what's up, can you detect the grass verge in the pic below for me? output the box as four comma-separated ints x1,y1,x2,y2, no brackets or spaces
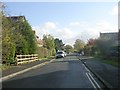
0,64,11,70
92,56,119,68
39,56,55,60
102,58,120,68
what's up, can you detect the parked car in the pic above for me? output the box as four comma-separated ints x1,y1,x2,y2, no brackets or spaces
56,51,66,58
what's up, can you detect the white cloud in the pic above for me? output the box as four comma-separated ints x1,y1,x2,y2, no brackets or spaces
32,22,76,40
32,22,57,39
33,21,117,46
43,22,57,30
56,28,76,39
69,22,81,26
96,21,118,32
112,5,118,15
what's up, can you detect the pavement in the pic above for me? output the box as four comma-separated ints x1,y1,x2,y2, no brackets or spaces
80,57,120,89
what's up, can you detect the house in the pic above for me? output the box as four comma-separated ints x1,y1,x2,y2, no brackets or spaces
36,36,43,47
33,31,43,47
6,16,26,22
100,32,118,46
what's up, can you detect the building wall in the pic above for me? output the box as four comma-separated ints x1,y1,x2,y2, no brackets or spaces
100,32,118,46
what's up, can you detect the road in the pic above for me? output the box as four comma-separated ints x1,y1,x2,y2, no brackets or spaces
2,55,104,89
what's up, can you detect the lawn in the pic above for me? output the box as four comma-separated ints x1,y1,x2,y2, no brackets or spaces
102,57,120,67
0,64,12,70
93,56,119,68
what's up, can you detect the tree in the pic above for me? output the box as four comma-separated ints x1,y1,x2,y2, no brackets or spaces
13,33,29,55
2,15,16,64
10,19,37,54
64,45,73,54
54,38,64,52
94,38,117,58
2,15,37,64
43,34,56,56
84,39,96,56
2,3,37,64
19,20,37,54
73,39,85,53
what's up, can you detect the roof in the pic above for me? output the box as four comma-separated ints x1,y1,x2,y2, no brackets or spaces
6,16,26,22
100,32,118,40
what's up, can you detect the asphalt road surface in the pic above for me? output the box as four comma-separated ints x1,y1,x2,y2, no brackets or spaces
2,55,103,89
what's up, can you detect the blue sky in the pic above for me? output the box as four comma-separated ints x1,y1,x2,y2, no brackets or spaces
4,2,118,45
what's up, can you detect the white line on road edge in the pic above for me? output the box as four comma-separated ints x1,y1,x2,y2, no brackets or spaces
86,73,97,90
88,73,102,89
82,64,90,72
1,59,55,82
84,63,102,90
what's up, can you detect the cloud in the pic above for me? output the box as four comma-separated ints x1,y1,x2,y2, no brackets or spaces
112,5,118,15
68,21,117,43
56,28,76,39
33,21,117,46
32,22,76,40
42,22,57,30
96,21,117,32
69,22,81,26
32,22,57,38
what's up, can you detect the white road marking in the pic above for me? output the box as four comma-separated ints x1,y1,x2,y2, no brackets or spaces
88,73,101,89
83,63,102,90
86,73,97,90
82,64,90,72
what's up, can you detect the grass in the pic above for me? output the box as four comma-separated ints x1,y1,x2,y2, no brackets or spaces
92,56,119,68
0,64,12,70
102,58,120,68
39,56,55,61
39,58,48,60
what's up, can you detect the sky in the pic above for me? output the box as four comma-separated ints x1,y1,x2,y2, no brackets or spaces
4,2,118,46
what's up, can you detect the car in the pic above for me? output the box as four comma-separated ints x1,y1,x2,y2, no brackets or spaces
56,51,65,58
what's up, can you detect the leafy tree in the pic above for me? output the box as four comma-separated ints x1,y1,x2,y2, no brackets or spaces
19,20,37,54
2,15,37,64
64,45,73,54
54,38,64,52
84,39,97,56
94,38,115,57
2,15,16,64
2,3,37,64
73,39,85,53
13,33,29,55
37,47,48,58
43,34,56,56
10,19,37,54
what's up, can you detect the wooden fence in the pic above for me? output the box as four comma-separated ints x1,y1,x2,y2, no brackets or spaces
16,54,38,65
